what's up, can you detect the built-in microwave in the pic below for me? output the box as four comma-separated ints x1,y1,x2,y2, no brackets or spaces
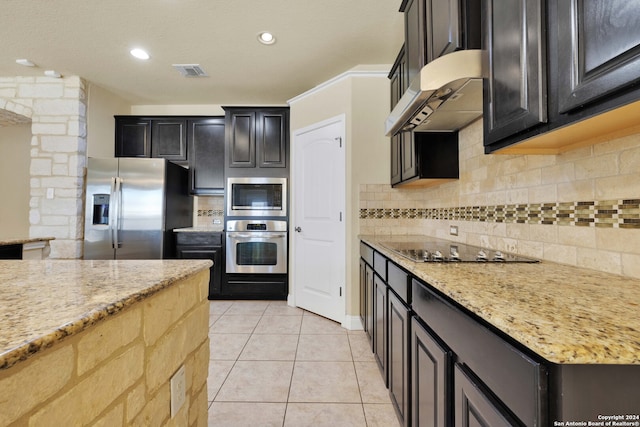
226,177,287,217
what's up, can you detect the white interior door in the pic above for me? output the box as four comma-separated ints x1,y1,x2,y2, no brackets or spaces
291,116,346,323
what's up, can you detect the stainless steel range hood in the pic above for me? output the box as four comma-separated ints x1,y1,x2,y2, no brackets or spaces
385,50,484,136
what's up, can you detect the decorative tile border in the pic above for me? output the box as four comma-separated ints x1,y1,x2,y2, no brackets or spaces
359,199,640,228
197,209,224,217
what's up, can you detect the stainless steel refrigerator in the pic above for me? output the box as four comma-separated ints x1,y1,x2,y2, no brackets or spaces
83,157,193,259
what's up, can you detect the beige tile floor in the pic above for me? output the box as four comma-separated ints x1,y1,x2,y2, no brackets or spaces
207,300,401,427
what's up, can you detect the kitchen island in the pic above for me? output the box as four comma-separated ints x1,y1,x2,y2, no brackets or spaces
0,259,212,426
360,235,640,426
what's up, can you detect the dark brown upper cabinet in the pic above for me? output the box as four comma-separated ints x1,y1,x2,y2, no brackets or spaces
400,0,480,88
224,107,288,174
484,0,640,154
115,117,187,162
115,117,151,158
389,45,459,188
188,117,225,195
482,0,547,146
151,119,188,162
556,0,640,114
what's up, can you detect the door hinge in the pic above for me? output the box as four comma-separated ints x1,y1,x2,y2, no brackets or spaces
339,286,342,297
335,137,342,147
339,211,342,222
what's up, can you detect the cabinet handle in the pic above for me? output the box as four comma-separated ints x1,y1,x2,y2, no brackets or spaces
295,227,302,232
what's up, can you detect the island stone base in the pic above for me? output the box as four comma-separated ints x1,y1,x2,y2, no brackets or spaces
0,269,210,426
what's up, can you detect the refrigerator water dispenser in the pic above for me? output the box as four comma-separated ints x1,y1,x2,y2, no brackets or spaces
92,194,110,225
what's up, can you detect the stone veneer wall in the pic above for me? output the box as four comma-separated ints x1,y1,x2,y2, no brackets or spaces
0,76,87,259
360,119,640,279
0,270,210,426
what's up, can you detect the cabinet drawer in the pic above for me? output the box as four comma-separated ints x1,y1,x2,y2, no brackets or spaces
387,261,409,304
373,252,387,281
176,232,223,246
360,242,374,266
412,279,546,427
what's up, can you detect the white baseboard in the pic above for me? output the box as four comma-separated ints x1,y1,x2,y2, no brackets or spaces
342,315,364,331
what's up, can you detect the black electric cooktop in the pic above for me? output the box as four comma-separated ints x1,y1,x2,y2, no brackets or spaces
379,239,539,263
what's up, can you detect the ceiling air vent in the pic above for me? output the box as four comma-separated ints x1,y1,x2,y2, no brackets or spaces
172,64,208,77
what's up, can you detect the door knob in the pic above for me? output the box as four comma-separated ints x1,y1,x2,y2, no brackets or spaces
295,227,302,232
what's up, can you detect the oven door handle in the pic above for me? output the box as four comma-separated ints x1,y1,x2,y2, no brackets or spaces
229,233,287,239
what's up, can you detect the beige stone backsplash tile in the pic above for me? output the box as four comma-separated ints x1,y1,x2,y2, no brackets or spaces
543,243,578,265
557,179,595,202
594,132,640,155
596,228,640,254
621,253,640,279
574,153,619,180
595,174,640,200
577,247,623,276
528,184,558,204
517,240,544,259
558,225,596,248
528,224,558,243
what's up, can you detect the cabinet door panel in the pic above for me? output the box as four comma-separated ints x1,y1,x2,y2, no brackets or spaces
360,259,367,330
404,0,427,87
557,0,640,113
366,264,374,345
388,291,410,426
189,118,225,194
391,134,402,185
427,0,461,61
257,112,286,168
373,274,388,385
151,119,187,161
401,132,417,181
454,364,518,427
412,317,451,427
228,112,256,168
115,119,150,157
177,246,222,295
483,0,547,145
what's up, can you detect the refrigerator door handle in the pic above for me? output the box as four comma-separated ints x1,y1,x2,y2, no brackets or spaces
112,177,123,249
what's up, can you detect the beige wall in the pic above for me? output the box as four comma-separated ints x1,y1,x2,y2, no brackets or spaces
289,67,391,319
87,83,131,158
130,105,225,116
0,123,31,238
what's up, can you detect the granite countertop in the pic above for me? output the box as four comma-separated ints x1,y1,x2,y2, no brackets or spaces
0,237,55,246
0,259,212,370
174,226,224,232
361,235,640,365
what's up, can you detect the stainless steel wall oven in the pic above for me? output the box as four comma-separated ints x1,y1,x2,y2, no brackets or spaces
225,220,287,274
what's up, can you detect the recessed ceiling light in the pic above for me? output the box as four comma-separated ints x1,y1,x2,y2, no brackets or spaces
130,48,150,60
16,59,35,67
257,32,276,45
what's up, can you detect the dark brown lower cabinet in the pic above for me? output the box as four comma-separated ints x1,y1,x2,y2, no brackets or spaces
373,273,388,385
359,259,367,332
412,317,452,427
176,232,223,298
454,364,520,427
388,290,410,427
359,259,374,343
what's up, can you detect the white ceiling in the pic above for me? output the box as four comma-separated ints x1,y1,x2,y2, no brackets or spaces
0,0,404,106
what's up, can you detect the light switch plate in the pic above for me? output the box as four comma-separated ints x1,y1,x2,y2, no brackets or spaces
170,364,186,418
450,225,458,236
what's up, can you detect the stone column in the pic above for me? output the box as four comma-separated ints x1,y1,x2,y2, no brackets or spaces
1,76,87,259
